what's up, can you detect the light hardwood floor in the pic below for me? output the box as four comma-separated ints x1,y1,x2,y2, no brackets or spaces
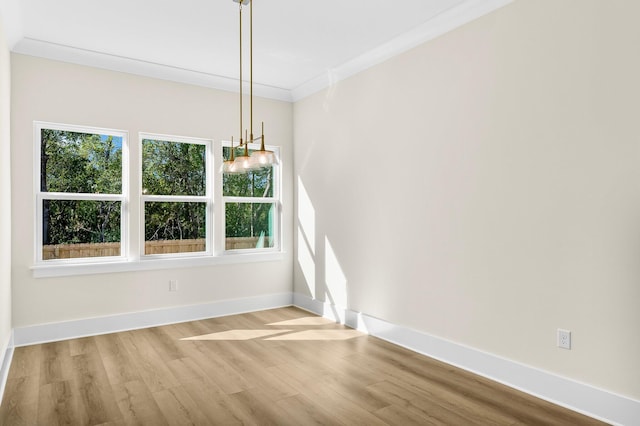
0,307,605,425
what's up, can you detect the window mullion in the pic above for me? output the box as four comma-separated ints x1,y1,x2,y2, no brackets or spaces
40,192,124,201
223,196,275,204
141,195,208,203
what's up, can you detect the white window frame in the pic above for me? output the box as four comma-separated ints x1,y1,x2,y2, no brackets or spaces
34,121,129,265
220,140,282,255
31,128,285,278
139,133,213,259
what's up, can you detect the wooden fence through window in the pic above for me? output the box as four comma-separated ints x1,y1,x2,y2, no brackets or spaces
42,237,270,260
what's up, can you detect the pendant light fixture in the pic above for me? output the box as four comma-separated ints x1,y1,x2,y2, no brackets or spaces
223,0,277,174
220,136,239,173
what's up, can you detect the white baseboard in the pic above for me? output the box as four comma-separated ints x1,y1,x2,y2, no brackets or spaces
0,330,15,404
13,292,293,347
7,292,639,425
293,293,640,426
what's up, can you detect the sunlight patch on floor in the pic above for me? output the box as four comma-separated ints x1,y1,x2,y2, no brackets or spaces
264,329,363,341
266,317,336,326
180,329,292,341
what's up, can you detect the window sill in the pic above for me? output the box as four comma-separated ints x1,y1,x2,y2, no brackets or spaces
31,251,286,278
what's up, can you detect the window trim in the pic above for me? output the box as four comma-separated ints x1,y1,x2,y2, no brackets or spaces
31,251,286,278
139,132,213,259
31,124,285,277
34,121,130,265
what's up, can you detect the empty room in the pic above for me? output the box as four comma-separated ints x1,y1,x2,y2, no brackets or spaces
0,0,639,424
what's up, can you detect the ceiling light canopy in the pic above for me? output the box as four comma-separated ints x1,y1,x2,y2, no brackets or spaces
221,0,278,174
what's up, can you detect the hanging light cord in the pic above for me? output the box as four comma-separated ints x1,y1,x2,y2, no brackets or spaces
250,0,254,143
250,1,266,152
230,0,272,168
239,1,244,147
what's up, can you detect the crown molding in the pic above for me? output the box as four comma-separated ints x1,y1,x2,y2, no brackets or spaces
290,0,514,102
7,0,512,104
12,37,293,102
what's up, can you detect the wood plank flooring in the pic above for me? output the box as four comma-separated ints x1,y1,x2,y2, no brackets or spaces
0,307,605,425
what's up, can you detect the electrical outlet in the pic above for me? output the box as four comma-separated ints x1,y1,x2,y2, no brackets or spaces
557,329,571,350
169,280,178,292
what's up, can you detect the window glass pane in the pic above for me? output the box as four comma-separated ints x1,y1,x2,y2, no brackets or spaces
145,202,206,254
42,200,121,260
225,203,275,250
222,147,274,197
142,139,206,196
41,129,122,193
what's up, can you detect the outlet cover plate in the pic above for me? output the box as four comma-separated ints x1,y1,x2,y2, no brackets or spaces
557,329,571,350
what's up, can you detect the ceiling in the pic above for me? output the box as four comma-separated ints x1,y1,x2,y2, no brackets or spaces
0,0,512,101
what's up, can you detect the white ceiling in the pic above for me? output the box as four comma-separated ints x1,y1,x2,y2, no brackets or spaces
0,0,512,101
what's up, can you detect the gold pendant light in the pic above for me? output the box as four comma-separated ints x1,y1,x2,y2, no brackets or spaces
251,121,278,166
220,136,239,173
223,0,277,174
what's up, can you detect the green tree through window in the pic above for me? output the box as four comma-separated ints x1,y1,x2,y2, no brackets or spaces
222,146,278,250
40,129,123,248
36,124,280,263
141,136,208,255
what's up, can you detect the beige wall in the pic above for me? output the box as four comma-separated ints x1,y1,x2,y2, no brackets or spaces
0,12,12,354
11,54,293,327
293,0,640,399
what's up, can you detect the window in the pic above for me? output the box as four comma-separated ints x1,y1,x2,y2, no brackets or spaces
33,123,283,275
222,142,281,252
141,134,211,256
35,122,128,262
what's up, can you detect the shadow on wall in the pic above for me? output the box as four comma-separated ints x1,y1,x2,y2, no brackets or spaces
296,176,350,324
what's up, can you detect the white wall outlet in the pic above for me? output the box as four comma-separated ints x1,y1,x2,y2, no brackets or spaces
169,280,178,292
557,329,571,349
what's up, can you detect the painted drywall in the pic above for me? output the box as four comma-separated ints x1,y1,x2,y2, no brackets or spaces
0,11,12,358
293,0,640,400
11,54,293,327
